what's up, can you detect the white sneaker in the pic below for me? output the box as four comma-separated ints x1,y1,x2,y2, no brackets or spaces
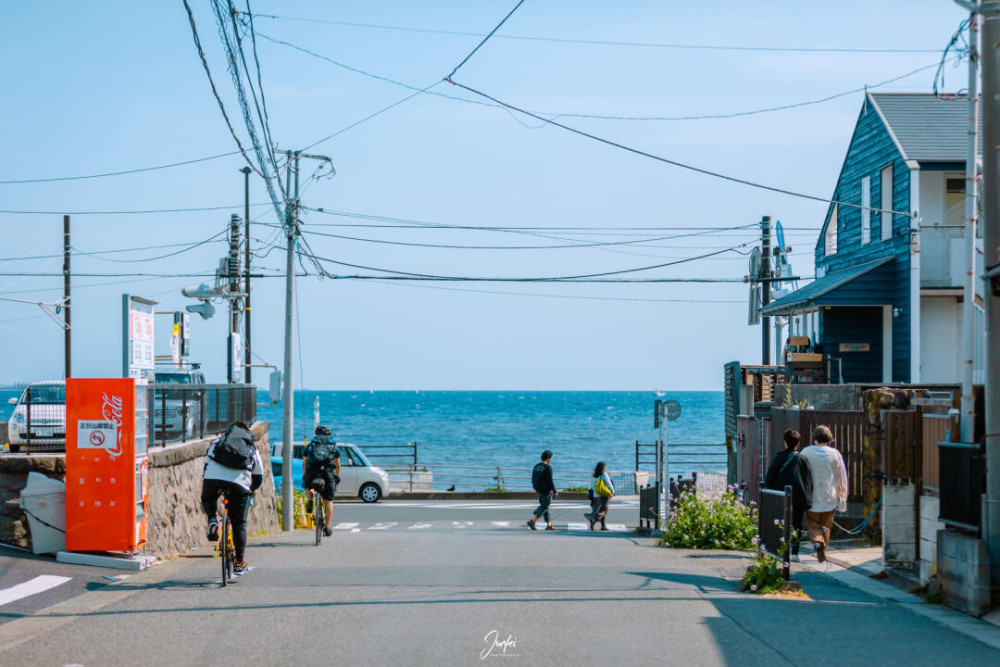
790,554,801,562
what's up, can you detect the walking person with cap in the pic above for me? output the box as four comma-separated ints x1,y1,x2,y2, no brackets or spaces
527,450,557,530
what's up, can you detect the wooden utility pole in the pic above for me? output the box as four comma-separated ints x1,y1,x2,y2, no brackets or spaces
979,0,1000,598
63,215,71,379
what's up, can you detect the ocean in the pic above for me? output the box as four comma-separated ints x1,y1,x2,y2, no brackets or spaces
257,390,725,479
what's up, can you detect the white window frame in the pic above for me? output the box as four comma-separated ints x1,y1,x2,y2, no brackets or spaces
824,204,838,256
880,165,893,241
861,176,871,245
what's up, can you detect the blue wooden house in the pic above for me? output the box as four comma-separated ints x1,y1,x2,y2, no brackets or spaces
762,92,984,384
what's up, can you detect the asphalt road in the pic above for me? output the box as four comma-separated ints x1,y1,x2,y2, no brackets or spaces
0,499,999,666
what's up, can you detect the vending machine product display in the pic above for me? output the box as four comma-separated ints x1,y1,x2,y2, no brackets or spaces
65,378,149,552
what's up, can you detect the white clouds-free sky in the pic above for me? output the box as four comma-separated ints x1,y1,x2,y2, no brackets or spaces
0,1,969,390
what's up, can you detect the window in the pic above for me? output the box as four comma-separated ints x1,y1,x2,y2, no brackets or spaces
880,165,893,241
861,176,871,245
946,176,965,227
824,204,838,255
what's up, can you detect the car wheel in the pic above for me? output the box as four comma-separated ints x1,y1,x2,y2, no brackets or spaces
359,483,381,503
8,444,20,454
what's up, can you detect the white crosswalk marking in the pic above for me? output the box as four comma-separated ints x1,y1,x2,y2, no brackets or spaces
0,575,71,607
369,522,397,530
332,523,359,530
491,521,511,527
408,523,433,530
451,521,473,529
566,522,588,531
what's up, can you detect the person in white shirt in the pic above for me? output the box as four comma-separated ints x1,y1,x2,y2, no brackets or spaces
798,425,848,563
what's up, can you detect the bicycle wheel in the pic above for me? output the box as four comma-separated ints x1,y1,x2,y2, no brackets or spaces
220,506,230,586
314,499,323,546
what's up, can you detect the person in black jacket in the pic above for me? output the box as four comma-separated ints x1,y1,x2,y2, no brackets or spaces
527,450,558,531
764,429,812,560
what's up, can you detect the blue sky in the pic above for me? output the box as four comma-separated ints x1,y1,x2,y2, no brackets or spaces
0,1,969,390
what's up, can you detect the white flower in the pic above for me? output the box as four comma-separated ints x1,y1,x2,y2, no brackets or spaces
773,519,781,526
750,584,757,591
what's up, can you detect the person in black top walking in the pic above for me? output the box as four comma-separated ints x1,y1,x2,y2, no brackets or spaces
764,429,812,560
527,450,557,531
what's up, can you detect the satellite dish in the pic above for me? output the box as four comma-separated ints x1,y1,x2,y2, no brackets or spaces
748,247,762,278
776,220,786,252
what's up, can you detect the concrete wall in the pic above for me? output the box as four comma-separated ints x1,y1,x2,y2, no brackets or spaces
937,530,992,617
882,483,916,568
0,422,278,558
919,495,945,584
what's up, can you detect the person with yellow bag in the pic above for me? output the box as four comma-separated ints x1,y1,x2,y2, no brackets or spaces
585,461,615,531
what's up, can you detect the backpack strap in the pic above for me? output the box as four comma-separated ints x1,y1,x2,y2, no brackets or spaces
777,451,798,476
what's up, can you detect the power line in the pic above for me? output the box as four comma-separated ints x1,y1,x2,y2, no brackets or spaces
444,78,916,217
0,203,268,216
0,151,240,186
244,12,940,54
0,236,227,263
365,280,744,304
447,0,526,79
299,243,753,282
261,31,947,123
182,0,262,176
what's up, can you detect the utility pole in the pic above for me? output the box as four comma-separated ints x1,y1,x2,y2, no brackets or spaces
979,0,1000,600
227,214,242,384
274,148,332,531
760,216,772,365
242,166,252,385
962,8,980,443
63,215,71,379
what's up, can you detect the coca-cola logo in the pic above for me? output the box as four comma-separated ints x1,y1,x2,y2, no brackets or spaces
101,393,124,459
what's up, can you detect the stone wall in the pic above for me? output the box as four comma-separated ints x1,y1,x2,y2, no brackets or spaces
0,454,66,548
937,531,992,617
0,422,278,558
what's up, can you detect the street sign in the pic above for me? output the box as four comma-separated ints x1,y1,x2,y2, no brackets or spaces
664,400,681,422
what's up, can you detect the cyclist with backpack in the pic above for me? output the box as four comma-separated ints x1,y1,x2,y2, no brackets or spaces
202,421,263,576
303,425,340,537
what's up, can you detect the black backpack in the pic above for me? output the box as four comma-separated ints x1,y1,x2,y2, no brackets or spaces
210,424,256,470
306,437,336,468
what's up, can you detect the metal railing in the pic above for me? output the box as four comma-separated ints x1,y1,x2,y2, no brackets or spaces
383,463,640,494
759,485,792,581
939,441,985,532
149,383,256,447
363,442,418,467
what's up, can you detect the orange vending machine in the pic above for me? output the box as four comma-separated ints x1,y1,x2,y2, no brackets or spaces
65,378,149,552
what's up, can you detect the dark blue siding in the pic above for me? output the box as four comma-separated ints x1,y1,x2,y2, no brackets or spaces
814,96,912,381
821,307,884,383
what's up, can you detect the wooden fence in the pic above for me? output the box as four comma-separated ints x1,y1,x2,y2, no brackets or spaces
768,408,867,505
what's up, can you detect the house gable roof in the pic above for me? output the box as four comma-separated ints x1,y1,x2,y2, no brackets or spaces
868,92,974,163
760,256,894,316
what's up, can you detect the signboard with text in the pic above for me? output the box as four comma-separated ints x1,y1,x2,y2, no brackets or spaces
122,295,156,380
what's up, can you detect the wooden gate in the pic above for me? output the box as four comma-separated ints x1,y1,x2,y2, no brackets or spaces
736,416,761,504
883,410,920,483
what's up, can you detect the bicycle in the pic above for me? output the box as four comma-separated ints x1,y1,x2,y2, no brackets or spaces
216,493,235,586
309,478,326,546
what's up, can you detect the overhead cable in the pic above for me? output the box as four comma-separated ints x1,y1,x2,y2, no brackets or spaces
244,13,939,54
447,0,526,79
444,78,916,217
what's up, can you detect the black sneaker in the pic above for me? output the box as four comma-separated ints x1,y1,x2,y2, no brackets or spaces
206,518,219,542
305,498,313,514
323,527,333,537
814,541,826,563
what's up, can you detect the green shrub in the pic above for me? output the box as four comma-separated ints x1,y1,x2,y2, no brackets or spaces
742,548,787,594
483,487,508,494
659,487,757,550
562,486,589,493
276,488,309,529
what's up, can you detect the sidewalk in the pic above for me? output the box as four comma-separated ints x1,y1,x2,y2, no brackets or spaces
792,542,1000,652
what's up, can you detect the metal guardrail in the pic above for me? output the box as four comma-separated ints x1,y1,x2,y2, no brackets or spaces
149,383,256,447
383,463,641,494
939,441,985,533
759,485,792,581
